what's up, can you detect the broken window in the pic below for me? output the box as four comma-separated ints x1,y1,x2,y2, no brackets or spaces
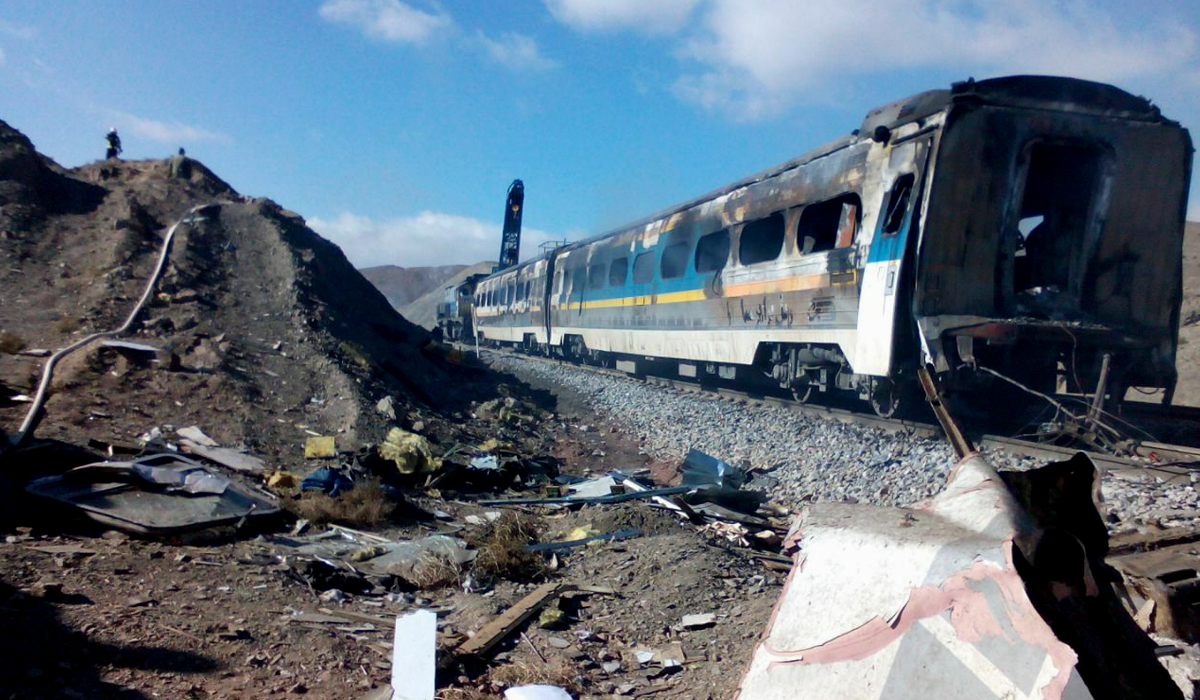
882,174,914,235
660,241,690,279
739,212,785,265
797,194,861,254
1011,142,1106,303
588,264,607,289
553,269,563,297
632,250,655,284
571,268,586,299
695,229,730,273
609,257,628,287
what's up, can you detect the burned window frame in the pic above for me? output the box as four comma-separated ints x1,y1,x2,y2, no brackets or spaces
796,193,862,255
660,240,691,279
738,212,786,265
695,229,730,273
881,174,915,237
588,263,607,289
609,257,629,287
632,250,656,285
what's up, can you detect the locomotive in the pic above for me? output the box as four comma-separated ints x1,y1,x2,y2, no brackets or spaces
471,76,1193,417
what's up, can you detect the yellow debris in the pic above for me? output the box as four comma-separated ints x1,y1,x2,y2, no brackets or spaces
379,427,439,474
266,470,299,491
304,436,337,459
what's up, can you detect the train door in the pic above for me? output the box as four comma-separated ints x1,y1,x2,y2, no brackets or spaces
853,136,933,381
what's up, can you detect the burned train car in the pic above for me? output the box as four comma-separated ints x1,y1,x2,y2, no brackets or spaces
474,76,1192,416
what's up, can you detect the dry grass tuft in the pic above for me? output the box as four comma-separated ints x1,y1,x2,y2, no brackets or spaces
470,512,547,583
408,550,463,589
291,478,394,528
489,656,580,694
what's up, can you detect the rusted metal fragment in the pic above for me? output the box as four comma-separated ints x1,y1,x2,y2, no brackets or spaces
736,454,1179,700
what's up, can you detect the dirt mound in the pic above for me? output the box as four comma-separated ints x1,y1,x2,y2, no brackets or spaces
401,260,497,329
360,263,468,310
0,119,480,465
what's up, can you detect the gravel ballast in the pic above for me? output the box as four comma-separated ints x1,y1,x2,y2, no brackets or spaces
489,352,1200,533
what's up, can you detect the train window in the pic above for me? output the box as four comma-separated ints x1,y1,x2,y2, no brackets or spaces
695,229,730,273
797,194,861,254
553,269,564,296
632,251,655,284
506,283,515,305
660,241,690,279
572,267,586,297
517,280,527,302
739,212,785,265
588,264,607,289
882,174,914,235
609,257,628,286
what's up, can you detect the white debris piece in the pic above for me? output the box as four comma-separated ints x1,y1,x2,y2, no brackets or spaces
392,609,437,700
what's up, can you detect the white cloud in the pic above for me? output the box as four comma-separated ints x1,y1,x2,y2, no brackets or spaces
673,0,1198,118
113,112,231,145
0,19,36,40
309,210,568,268
544,0,702,33
319,0,452,43
477,31,558,71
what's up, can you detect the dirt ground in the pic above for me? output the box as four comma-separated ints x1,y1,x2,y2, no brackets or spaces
0,381,782,700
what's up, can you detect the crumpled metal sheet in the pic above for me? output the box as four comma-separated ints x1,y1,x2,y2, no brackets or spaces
737,455,1095,700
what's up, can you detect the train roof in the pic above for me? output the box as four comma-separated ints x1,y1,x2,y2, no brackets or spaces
486,75,1175,278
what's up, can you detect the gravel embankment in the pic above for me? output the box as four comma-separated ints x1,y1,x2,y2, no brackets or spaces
490,353,1200,531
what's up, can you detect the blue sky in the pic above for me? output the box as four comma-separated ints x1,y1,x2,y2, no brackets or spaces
1,0,1198,268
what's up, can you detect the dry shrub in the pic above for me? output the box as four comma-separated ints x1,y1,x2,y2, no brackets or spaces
54,317,81,334
292,478,394,527
437,688,491,700
471,512,547,583
408,550,463,589
0,331,25,355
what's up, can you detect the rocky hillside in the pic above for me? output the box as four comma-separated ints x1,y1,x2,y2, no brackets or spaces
401,260,496,329
359,263,467,311
0,118,485,463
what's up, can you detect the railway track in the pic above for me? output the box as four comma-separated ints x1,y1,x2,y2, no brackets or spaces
464,343,1200,474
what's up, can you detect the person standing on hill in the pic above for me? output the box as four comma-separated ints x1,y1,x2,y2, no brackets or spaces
105,128,122,159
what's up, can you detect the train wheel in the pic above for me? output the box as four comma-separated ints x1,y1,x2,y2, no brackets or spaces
869,377,902,418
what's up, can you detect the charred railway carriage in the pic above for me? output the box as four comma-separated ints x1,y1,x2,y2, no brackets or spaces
474,76,1193,416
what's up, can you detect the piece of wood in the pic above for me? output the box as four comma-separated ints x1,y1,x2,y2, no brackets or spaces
317,606,392,625
456,582,574,657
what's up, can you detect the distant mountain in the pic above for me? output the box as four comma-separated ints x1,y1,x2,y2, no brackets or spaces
359,264,468,311
402,261,497,330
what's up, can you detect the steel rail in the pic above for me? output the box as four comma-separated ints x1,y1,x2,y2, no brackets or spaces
467,343,1200,472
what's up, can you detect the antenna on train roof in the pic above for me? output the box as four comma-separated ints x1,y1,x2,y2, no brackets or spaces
495,179,524,272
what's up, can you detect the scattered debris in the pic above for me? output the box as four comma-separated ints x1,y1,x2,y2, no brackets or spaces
503,685,573,700
526,528,642,552
25,454,279,535
176,425,218,447
680,613,714,630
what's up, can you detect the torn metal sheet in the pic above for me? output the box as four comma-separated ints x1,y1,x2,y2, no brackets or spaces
25,454,279,535
681,449,746,489
736,453,1180,700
